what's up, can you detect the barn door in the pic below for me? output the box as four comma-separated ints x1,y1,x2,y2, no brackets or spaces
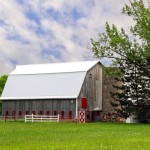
92,111,100,122
79,110,85,123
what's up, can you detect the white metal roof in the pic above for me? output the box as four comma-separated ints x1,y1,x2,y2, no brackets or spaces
10,61,98,75
1,61,100,100
1,72,86,100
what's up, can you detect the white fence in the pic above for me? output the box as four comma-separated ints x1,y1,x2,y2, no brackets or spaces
25,114,60,123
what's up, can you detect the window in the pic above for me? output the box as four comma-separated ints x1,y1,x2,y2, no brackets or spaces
54,110,57,116
69,111,72,119
86,111,90,120
12,111,15,119
97,111,100,116
46,111,50,117
81,98,87,108
32,111,35,115
18,111,22,118
25,111,28,115
5,111,8,118
39,111,43,115
61,111,64,119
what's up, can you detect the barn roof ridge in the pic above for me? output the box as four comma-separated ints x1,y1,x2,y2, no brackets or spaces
10,60,99,75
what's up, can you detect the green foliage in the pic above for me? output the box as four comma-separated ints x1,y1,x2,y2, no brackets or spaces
0,122,150,150
0,75,8,96
91,0,150,119
0,75,8,115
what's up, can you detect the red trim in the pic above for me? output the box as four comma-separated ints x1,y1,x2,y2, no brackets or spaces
69,111,72,119
18,111,22,118
12,111,15,119
46,111,50,116
54,111,57,116
5,111,8,118
86,111,90,120
32,111,35,115
25,111,28,115
39,111,43,115
61,111,64,119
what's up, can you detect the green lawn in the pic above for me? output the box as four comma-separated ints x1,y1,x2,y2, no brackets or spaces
0,121,150,150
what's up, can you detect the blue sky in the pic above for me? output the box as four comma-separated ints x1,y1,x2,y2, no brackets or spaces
0,0,133,75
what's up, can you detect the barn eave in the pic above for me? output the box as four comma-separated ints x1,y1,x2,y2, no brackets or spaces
0,96,77,100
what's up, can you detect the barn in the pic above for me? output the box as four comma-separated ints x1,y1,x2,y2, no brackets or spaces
1,61,117,122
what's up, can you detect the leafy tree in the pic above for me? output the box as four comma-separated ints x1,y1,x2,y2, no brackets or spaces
0,75,8,96
91,0,150,120
0,75,8,115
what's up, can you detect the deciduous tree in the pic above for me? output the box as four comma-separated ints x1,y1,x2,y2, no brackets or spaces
91,0,150,120
0,75,8,115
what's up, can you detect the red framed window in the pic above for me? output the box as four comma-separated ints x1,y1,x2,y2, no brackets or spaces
69,111,72,119
61,111,64,119
54,110,57,116
82,98,87,108
46,111,50,116
86,111,90,120
39,111,43,115
32,111,35,115
12,111,15,119
5,111,8,118
25,111,28,115
18,111,22,118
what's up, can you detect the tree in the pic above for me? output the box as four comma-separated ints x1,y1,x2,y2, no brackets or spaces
0,75,8,115
0,75,8,96
91,0,150,120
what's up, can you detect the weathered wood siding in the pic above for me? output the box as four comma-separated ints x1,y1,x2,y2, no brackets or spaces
78,63,102,111
2,99,76,119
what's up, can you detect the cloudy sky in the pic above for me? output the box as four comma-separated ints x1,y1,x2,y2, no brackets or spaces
0,0,133,75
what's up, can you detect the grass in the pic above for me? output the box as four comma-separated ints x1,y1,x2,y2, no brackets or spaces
0,121,150,150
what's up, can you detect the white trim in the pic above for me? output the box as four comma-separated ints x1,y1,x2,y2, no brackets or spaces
0,96,77,100
75,98,78,120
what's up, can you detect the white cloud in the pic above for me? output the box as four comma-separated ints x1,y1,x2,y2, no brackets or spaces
0,0,136,75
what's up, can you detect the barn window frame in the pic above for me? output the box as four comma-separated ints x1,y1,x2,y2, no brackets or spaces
5,111,9,118
12,111,15,119
25,111,28,115
69,111,72,119
46,111,50,117
54,110,57,116
61,111,64,119
32,111,35,115
39,111,43,115
18,111,22,118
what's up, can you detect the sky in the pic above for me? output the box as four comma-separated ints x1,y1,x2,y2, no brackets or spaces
0,0,134,75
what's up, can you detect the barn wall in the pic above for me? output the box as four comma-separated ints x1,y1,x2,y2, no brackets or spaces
77,65,124,122
78,63,102,121
2,99,76,119
78,63,102,110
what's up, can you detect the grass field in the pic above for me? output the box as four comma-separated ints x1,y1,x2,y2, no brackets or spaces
0,121,150,150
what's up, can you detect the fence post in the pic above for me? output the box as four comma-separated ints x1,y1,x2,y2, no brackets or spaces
41,115,42,122
32,113,33,123
58,114,59,122
25,115,26,123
